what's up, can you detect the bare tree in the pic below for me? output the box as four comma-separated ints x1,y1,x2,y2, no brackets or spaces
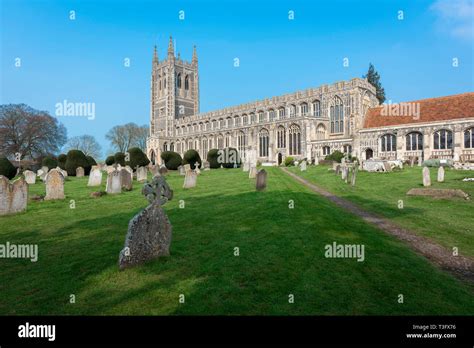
134,125,149,152
0,104,67,160
106,123,149,153
64,135,102,159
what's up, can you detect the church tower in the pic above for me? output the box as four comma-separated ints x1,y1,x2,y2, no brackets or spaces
150,37,200,142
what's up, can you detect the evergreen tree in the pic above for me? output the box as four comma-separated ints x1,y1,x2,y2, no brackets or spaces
363,63,386,104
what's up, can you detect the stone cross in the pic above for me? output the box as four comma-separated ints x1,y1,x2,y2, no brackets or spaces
142,175,173,205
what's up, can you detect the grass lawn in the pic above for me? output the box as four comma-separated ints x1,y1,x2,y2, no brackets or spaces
286,165,474,259
0,168,473,315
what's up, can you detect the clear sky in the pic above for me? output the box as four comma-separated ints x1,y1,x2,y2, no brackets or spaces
1,0,473,158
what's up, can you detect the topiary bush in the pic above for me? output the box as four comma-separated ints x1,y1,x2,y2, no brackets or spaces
207,149,220,169
65,150,90,176
57,154,67,170
114,152,126,166
86,156,97,166
105,155,115,165
126,147,150,170
284,156,295,167
0,157,17,179
219,147,240,168
42,156,58,170
161,151,182,170
325,150,344,163
183,149,202,169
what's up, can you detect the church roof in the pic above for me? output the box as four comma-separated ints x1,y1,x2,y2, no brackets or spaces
363,92,474,129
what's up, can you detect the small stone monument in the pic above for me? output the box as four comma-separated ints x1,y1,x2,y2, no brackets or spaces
351,166,357,186
120,168,133,191
0,176,28,216
300,161,307,172
249,166,257,179
106,169,122,194
183,170,197,189
149,165,159,177
183,164,191,172
88,167,103,187
76,167,85,177
203,161,211,171
256,169,267,191
178,165,186,176
158,165,168,175
243,162,250,172
437,166,445,183
118,175,173,270
136,166,148,182
423,167,431,187
44,169,65,200
24,170,36,184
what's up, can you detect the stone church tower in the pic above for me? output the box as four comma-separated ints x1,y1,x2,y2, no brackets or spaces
148,37,199,162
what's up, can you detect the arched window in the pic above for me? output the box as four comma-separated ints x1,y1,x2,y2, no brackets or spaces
234,116,240,126
323,146,330,156
163,142,168,151
269,109,275,122
188,140,193,150
217,135,224,149
219,119,225,129
330,96,344,133
242,114,248,125
250,113,255,123
380,134,396,152
176,73,182,89
237,131,246,157
185,75,189,90
226,117,233,128
289,124,301,155
406,132,423,151
300,103,308,116
150,150,156,165
158,75,162,91
464,128,474,148
312,100,321,117
202,137,208,157
278,107,286,119
170,143,174,152
277,126,286,149
163,74,167,88
433,129,453,150
212,120,217,130
289,104,296,117
225,133,230,147
343,145,352,154
316,124,326,140
259,129,269,157
258,111,264,123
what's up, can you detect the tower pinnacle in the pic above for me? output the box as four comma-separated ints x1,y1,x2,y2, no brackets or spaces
168,36,174,57
192,45,198,64
153,45,158,64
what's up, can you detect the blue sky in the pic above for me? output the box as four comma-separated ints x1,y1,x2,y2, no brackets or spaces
1,0,473,158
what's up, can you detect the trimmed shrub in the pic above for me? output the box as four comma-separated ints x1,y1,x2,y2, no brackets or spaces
65,150,90,176
105,155,115,165
0,157,17,179
220,147,240,168
126,147,150,169
86,156,97,166
161,151,182,170
57,154,67,170
183,149,201,169
207,149,220,169
284,156,295,167
42,156,58,170
325,150,344,163
114,152,126,166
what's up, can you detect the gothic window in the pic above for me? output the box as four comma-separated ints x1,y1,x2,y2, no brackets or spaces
277,125,286,149
289,124,301,155
158,75,162,90
163,142,168,151
259,128,269,157
278,107,285,119
269,109,275,122
235,116,240,126
343,145,352,154
226,117,233,128
258,111,264,123
289,104,296,117
316,124,326,140
163,74,167,88
219,119,224,128
242,114,248,125
225,133,230,147
250,113,255,123
380,133,396,152
300,103,308,116
312,100,321,117
185,75,189,90
212,120,217,130
323,146,330,156
170,143,174,152
434,129,453,150
176,73,182,89
406,132,423,151
330,96,344,133
217,135,224,149
238,131,247,157
202,137,208,156
464,128,474,148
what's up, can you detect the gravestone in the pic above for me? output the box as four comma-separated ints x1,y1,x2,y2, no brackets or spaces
383,162,392,172
194,161,200,169
183,170,197,189
76,167,85,177
314,156,319,165
300,161,307,172
24,170,36,185
410,157,415,167
341,166,347,180
345,167,350,184
119,175,173,270
178,165,186,176
183,164,191,173
120,168,133,191
195,166,201,175
256,169,267,191
423,167,431,187
88,168,103,187
37,169,48,182
41,166,49,174
335,165,341,175
249,166,257,179
437,166,445,183
106,170,122,194
55,167,68,178
203,161,210,171
149,165,159,177
136,166,148,182
0,176,28,216
158,165,168,175
418,157,422,166
243,162,250,172
351,167,357,186
44,169,65,200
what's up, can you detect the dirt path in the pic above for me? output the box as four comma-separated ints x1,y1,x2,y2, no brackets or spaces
281,167,474,284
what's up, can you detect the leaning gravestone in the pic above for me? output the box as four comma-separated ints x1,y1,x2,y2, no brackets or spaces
351,167,357,186
0,176,28,216
249,166,257,179
423,167,431,187
24,170,36,185
300,161,307,172
106,170,122,194
118,175,173,270
256,169,267,191
437,166,445,183
136,166,148,182
183,170,197,189
76,167,85,177
44,169,65,200
178,165,186,176
56,167,68,178
120,168,133,191
88,167,103,187
37,169,48,182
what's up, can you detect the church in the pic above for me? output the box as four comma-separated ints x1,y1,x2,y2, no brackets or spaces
147,38,474,166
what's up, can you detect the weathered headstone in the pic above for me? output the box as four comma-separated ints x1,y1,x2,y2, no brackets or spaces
183,170,197,189
249,166,257,179
106,170,122,194
75,167,84,177
335,165,341,175
24,170,36,185
88,168,103,187
158,165,168,175
351,167,357,186
383,162,392,172
120,168,133,191
149,165,159,177
256,169,267,191
183,164,191,173
44,169,65,200
341,166,347,180
56,167,67,178
437,166,445,183
423,167,431,187
136,166,148,182
178,165,186,176
41,166,49,174
243,162,250,172
0,176,28,216
300,161,307,172
203,161,210,171
195,166,201,175
194,161,200,169
37,169,48,182
118,175,173,270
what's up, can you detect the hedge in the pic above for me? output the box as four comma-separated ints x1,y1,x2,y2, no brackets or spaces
325,150,344,163
126,147,150,170
57,154,67,170
219,147,240,168
0,157,17,180
65,150,90,176
207,149,220,169
161,151,182,170
114,152,126,166
42,156,58,170
183,149,202,169
105,155,115,165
